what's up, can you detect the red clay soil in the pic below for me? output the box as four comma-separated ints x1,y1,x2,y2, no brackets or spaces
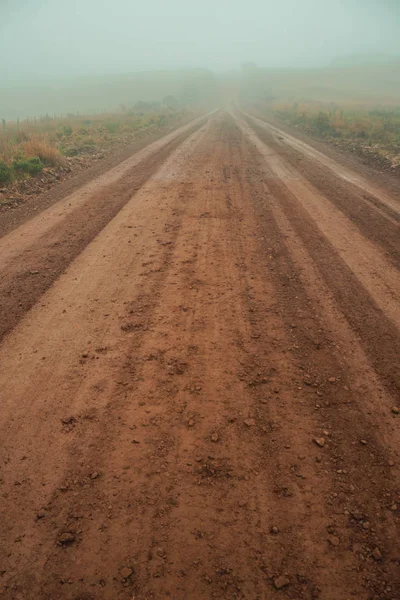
0,110,399,600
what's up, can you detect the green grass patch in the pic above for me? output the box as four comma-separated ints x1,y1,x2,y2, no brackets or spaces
13,156,43,175
0,161,12,185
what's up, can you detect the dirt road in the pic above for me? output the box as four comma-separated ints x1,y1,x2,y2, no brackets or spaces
0,111,399,600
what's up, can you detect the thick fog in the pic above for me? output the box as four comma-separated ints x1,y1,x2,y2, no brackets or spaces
1,0,399,81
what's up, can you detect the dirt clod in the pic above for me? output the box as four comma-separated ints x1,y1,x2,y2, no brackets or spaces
274,576,290,590
58,532,76,546
61,416,76,425
120,567,133,579
328,535,340,547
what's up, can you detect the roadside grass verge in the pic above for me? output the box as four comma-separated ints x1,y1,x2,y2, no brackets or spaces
0,108,188,186
255,100,400,171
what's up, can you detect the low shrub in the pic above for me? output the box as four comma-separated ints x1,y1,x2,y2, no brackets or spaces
0,161,12,184
13,156,43,175
313,112,332,135
104,122,120,134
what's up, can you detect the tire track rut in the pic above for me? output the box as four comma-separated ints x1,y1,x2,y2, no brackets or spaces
0,115,207,342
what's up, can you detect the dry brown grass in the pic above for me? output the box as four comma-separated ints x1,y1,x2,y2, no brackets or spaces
0,136,11,164
267,100,400,147
22,136,64,166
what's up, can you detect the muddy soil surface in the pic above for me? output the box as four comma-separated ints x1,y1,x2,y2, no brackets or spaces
0,110,399,600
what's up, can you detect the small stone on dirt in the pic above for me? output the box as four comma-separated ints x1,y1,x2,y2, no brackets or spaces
211,433,219,443
360,439,368,445
244,418,256,427
270,526,279,535
313,437,325,448
391,406,399,414
59,532,76,545
61,416,76,425
120,567,133,579
372,547,382,561
188,419,195,427
274,576,290,590
90,472,99,480
328,377,336,383
351,511,364,521
328,535,340,547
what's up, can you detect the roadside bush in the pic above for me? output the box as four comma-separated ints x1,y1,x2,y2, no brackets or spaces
104,122,120,134
313,112,332,135
0,161,12,184
13,156,43,175
63,125,73,136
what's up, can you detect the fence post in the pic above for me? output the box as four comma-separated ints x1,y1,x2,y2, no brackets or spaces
2,119,5,132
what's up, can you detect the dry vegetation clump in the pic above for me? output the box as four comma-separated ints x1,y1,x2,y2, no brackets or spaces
23,137,65,166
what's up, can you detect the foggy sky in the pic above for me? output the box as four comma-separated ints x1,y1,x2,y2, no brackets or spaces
1,0,399,81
